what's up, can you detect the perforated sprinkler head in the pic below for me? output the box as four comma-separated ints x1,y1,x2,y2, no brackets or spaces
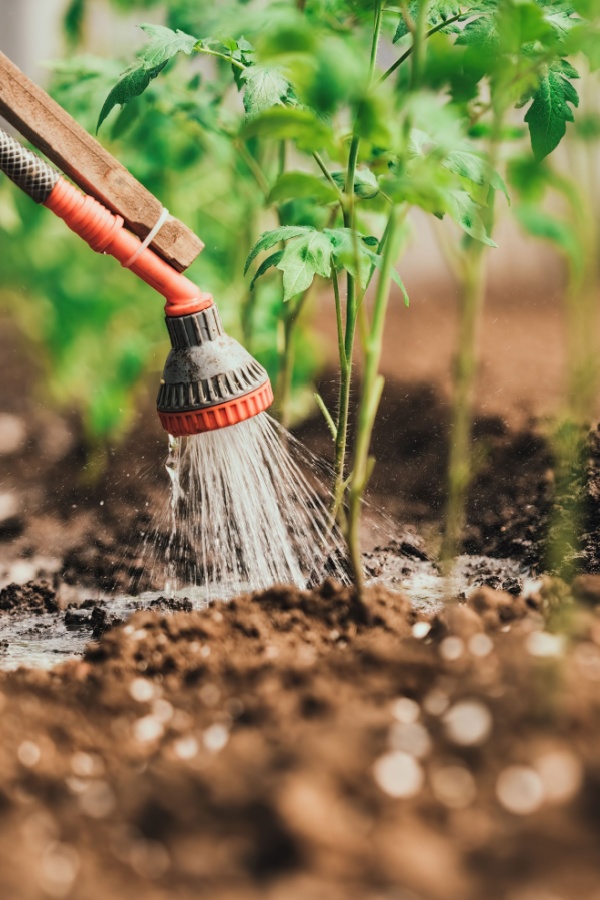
0,124,273,439
156,305,273,437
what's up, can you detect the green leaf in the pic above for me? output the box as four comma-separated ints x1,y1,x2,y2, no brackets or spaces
394,1,463,43
447,189,497,246
325,228,372,288
250,249,284,290
443,148,509,199
268,172,339,205
244,226,314,274
243,106,333,153
241,65,291,118
138,23,197,67
363,247,410,306
515,203,583,271
278,231,333,300
524,59,579,160
331,168,379,199
97,23,197,131
97,59,167,131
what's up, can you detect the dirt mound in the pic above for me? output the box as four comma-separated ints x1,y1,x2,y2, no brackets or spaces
0,580,599,900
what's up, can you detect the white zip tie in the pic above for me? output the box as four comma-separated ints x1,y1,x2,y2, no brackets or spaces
123,206,170,268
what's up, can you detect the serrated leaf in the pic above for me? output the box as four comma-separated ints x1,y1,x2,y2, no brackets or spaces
244,226,314,274
394,1,463,43
447,189,497,246
97,59,167,131
138,23,197,68
97,23,197,131
443,148,509,199
524,59,579,160
325,228,372,288
241,65,291,118
363,248,410,306
250,249,284,290
278,232,333,300
330,169,379,199
268,172,338,205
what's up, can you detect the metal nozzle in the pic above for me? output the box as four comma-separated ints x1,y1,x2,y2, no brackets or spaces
157,305,273,436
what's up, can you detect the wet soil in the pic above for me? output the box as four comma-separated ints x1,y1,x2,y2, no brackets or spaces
2,578,600,900
2,319,600,898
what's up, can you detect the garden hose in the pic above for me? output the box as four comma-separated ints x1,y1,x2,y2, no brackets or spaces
0,126,273,436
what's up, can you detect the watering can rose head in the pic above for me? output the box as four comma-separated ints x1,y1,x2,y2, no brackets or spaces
157,303,273,437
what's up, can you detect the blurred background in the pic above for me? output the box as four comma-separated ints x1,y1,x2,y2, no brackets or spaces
0,0,598,455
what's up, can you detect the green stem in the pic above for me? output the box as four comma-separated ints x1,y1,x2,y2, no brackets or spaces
410,0,431,90
377,14,464,85
277,286,314,429
346,206,403,597
312,151,344,202
235,141,270,196
194,45,246,71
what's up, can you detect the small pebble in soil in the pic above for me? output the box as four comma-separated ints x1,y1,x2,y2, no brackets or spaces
430,764,477,809
391,697,420,724
443,700,492,746
469,633,494,657
38,841,79,897
412,621,431,639
423,689,450,717
440,636,465,661
373,750,424,798
534,750,583,804
133,716,164,743
78,780,116,819
173,735,199,760
526,631,565,658
128,678,157,703
389,722,431,759
203,723,229,753
496,765,544,815
17,740,41,768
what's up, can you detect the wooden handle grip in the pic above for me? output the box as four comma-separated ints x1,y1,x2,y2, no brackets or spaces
0,51,203,272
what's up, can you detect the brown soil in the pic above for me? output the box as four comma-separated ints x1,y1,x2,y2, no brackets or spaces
2,579,600,900
2,306,600,899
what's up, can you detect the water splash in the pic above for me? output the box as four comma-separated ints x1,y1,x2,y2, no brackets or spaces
139,413,347,603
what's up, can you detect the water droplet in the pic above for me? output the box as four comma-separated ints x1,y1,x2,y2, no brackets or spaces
389,722,431,759
391,697,420,724
496,766,544,815
443,700,492,746
373,751,424,798
173,735,199,760
133,716,164,743
469,633,494,657
203,723,229,753
440,636,465,661
18,740,41,767
129,678,157,703
534,750,582,804
412,621,431,639
423,689,450,716
431,764,477,809
526,632,565,658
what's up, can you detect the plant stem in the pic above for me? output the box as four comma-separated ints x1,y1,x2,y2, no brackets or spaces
194,45,246,71
346,205,403,596
439,244,486,567
235,141,270,196
377,14,464,86
277,286,314,428
410,0,431,89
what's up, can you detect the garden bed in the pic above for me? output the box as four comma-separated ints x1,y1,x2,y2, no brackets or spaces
1,322,600,899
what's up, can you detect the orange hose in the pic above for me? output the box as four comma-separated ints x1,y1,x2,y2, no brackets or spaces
44,177,212,317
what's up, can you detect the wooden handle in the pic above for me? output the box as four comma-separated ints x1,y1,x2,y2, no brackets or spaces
0,51,203,272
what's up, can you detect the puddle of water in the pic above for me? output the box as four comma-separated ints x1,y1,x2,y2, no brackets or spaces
0,555,534,671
